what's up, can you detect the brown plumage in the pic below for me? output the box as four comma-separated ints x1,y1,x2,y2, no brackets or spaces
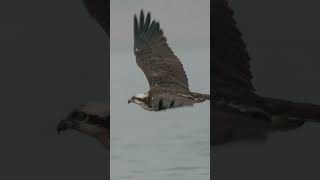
213,0,320,146
128,10,210,111
133,11,189,90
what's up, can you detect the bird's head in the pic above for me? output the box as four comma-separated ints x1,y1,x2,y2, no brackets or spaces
128,93,151,110
57,102,109,141
128,96,141,104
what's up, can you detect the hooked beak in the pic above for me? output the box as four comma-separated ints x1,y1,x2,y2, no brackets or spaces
57,120,74,135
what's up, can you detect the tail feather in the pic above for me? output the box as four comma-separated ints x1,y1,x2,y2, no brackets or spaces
262,97,320,132
200,93,210,100
269,116,305,132
263,97,320,120
191,93,210,101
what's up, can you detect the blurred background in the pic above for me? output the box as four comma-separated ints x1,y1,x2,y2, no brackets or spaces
0,1,108,179
214,0,320,179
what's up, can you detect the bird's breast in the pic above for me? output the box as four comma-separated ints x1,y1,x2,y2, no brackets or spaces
151,94,194,111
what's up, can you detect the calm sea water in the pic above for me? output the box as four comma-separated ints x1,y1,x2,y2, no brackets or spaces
110,48,210,180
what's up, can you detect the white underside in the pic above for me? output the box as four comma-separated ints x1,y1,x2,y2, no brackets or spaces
150,94,195,111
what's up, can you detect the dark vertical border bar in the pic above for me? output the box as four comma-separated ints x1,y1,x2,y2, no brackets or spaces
107,1,110,177
210,0,214,179
107,2,110,179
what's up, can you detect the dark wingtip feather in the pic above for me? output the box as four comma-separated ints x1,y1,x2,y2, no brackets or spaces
145,20,155,36
134,10,162,51
134,14,138,34
146,12,151,20
143,12,151,32
155,22,160,33
139,10,145,33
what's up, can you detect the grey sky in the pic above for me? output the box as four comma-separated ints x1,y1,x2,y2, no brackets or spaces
111,0,210,48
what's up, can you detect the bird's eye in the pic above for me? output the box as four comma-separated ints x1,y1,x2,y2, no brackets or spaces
72,111,86,120
71,111,78,118
77,112,86,120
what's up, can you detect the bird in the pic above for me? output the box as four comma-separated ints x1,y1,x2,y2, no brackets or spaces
57,0,109,149
57,102,110,149
213,0,320,146
128,10,210,111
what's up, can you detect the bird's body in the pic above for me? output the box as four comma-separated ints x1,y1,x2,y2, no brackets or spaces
131,87,209,111
213,0,320,146
128,10,210,111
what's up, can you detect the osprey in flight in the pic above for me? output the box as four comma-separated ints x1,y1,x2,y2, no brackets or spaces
57,0,109,149
213,0,320,145
128,10,210,111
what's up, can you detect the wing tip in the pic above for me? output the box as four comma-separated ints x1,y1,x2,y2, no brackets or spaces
134,9,162,49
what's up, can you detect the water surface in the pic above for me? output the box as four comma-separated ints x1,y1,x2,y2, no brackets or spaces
111,48,210,180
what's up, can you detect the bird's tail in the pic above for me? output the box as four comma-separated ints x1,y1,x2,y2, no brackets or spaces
200,94,210,100
191,92,210,102
262,97,320,131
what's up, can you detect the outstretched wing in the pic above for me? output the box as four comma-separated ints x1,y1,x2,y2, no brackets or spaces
133,10,189,90
83,0,109,35
213,0,254,93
